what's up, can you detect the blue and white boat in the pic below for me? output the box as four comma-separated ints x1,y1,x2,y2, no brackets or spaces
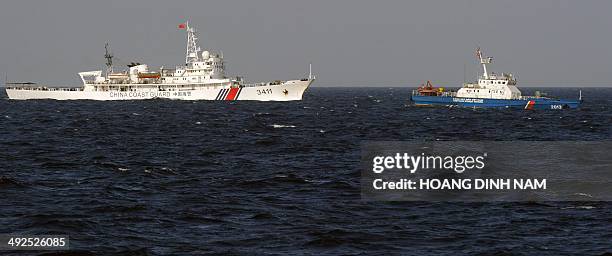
411,48,582,110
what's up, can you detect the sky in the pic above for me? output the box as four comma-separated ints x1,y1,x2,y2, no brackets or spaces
1,0,611,87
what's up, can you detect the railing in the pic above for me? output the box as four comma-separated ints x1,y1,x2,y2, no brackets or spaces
520,95,550,100
240,82,269,87
240,81,287,87
7,81,292,91
412,90,456,97
5,86,83,91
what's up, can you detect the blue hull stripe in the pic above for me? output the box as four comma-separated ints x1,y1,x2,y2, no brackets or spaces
222,89,230,100
217,89,229,100
235,88,243,100
215,89,225,100
411,96,581,109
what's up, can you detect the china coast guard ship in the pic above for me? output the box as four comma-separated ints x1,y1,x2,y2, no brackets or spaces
411,48,582,109
5,22,314,101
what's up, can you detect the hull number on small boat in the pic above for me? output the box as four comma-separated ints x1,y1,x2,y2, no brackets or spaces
550,105,563,110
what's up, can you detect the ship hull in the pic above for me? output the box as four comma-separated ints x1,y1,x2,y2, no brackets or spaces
6,80,312,101
411,95,581,109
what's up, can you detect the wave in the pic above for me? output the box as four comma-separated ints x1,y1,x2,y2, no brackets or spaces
0,176,26,188
270,124,297,128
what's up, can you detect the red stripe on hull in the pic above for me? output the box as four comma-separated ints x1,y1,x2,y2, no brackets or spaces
225,88,240,100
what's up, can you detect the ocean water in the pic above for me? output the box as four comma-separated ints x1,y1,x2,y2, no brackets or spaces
0,87,610,255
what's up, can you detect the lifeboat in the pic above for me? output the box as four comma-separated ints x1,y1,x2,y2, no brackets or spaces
137,72,161,79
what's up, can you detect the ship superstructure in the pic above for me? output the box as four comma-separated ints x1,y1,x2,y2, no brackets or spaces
455,48,522,100
6,22,314,101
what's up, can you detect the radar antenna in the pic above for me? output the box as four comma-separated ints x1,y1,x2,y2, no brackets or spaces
104,43,113,76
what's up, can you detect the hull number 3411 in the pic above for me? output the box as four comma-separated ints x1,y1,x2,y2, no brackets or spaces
257,89,273,95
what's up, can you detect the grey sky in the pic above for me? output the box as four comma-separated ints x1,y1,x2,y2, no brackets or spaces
1,0,611,87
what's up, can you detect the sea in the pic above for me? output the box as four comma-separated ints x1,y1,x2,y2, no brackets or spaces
0,87,610,255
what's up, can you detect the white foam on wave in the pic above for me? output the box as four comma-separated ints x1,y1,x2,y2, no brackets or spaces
562,205,596,210
574,192,593,198
271,124,297,128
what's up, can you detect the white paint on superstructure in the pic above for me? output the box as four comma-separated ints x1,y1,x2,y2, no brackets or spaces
456,48,521,100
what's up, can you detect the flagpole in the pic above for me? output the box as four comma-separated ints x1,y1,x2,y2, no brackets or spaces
185,21,189,65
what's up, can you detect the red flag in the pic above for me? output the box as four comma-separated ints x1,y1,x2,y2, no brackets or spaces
476,47,481,59
178,23,186,29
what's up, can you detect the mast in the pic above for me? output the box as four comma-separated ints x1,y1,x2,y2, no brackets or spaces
476,47,492,79
309,63,312,80
104,43,113,76
185,21,201,64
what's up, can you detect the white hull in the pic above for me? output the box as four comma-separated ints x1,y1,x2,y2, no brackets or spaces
6,80,312,101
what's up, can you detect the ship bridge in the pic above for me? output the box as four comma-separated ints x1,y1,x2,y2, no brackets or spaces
160,22,229,85
457,48,522,100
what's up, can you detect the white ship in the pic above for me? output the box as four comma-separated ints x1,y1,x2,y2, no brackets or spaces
5,22,314,101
